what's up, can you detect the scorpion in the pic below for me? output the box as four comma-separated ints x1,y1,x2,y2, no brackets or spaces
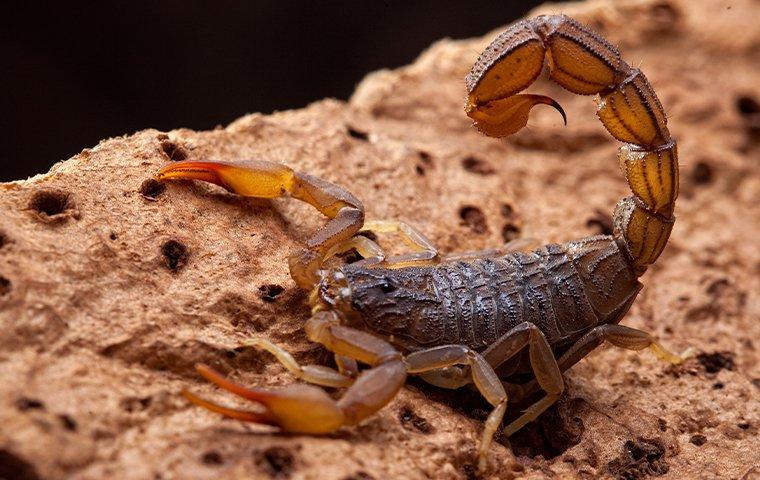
156,15,688,473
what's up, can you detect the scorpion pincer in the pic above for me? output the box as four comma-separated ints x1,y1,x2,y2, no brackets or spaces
156,15,689,474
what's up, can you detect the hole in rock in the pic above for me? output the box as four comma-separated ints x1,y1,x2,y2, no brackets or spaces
140,178,166,200
161,240,188,272
160,139,188,161
459,206,488,234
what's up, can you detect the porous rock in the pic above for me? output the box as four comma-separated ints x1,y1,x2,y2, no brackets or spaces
1,0,758,478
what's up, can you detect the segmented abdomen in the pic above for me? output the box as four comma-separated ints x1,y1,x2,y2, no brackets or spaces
431,235,640,351
344,235,641,352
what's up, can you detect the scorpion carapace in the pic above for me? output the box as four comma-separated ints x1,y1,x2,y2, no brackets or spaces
155,14,687,474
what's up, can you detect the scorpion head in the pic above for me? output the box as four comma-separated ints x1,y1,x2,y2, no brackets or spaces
313,269,354,313
323,264,441,344
313,266,415,317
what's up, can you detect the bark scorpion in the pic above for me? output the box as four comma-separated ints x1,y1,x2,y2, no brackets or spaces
157,15,689,473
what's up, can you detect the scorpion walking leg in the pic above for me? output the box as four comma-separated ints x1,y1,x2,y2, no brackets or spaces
242,338,360,388
321,219,439,269
325,235,386,264
354,220,530,267
478,322,565,437
419,322,568,438
513,324,692,402
406,345,508,473
555,324,690,370
156,160,364,289
443,238,539,262
244,338,353,388
360,219,440,267
334,354,359,377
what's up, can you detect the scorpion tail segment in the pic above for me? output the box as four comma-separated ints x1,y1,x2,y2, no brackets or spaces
466,94,566,138
614,197,674,274
598,69,677,274
535,15,625,95
191,364,347,434
533,15,678,273
465,19,552,137
465,19,546,107
614,143,679,274
619,142,679,216
596,70,671,147
464,17,575,138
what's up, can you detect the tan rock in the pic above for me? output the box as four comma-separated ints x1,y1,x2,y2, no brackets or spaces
1,0,758,478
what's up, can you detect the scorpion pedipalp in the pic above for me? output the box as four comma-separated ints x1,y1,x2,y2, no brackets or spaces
182,310,411,434
184,363,347,433
156,160,365,289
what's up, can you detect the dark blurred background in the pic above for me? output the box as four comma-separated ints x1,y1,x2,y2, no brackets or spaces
1,1,545,181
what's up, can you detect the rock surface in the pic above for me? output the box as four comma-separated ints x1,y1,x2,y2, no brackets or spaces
1,0,758,478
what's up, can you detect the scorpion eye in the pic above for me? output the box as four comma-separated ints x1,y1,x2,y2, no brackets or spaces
379,280,396,293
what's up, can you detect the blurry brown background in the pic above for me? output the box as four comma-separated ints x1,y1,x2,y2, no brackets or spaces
1,1,543,181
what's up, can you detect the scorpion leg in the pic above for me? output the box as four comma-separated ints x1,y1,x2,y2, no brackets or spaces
334,354,359,377
510,324,692,403
417,366,471,389
244,338,353,388
478,322,564,437
244,338,360,388
443,238,539,262
335,221,533,267
325,235,386,264
184,310,408,434
405,345,508,473
554,324,691,370
156,160,364,289
360,220,440,268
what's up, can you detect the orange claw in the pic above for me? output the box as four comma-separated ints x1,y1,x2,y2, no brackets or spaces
155,159,365,290
182,389,276,424
187,364,347,434
155,160,296,198
466,93,567,138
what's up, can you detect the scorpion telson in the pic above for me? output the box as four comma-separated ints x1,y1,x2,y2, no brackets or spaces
156,14,690,474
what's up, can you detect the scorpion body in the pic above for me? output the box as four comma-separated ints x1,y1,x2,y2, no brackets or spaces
341,236,639,357
156,14,687,474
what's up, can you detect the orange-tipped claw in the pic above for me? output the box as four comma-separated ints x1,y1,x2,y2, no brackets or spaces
156,161,233,190
466,93,567,138
188,364,347,434
155,159,366,290
156,160,296,198
182,389,277,424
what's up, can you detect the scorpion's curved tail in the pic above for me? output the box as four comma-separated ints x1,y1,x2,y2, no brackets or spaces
465,14,677,276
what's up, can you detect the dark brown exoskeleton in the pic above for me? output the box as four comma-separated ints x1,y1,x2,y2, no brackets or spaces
156,14,688,474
